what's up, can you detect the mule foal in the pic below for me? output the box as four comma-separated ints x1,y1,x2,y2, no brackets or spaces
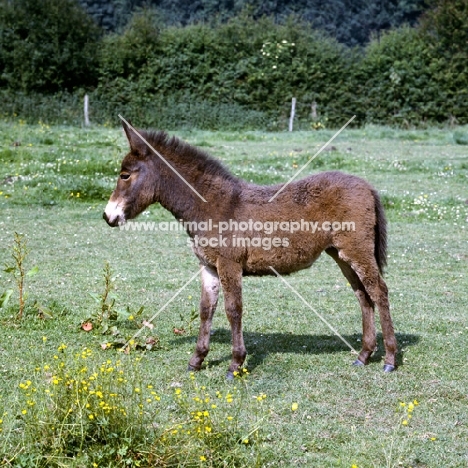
104,122,397,376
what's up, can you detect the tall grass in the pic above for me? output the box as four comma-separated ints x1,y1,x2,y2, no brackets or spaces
0,90,270,131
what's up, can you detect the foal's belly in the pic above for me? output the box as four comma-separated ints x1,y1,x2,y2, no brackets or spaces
191,231,331,276
242,243,325,276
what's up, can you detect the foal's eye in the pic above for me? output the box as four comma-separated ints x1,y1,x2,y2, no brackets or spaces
120,173,130,180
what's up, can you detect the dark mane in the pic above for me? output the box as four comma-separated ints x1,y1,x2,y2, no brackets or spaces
143,130,238,183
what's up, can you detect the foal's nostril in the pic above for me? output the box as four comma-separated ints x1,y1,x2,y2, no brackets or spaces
103,212,115,226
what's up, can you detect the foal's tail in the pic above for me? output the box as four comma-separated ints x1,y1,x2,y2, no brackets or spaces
373,189,388,275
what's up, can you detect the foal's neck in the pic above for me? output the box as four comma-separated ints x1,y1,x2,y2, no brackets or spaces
156,158,241,226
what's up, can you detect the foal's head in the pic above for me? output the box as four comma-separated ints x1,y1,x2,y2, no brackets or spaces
103,122,159,227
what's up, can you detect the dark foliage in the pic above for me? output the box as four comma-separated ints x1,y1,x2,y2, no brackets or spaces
0,0,101,92
103,0,428,46
0,0,466,127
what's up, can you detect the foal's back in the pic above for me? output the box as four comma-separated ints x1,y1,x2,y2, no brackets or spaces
221,171,382,275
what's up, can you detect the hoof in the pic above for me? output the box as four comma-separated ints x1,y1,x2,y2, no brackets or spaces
383,364,396,373
226,371,235,381
187,364,199,372
352,359,366,367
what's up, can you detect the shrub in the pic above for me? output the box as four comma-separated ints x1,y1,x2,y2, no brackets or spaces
99,8,162,82
352,26,459,125
96,11,352,129
419,0,468,124
420,0,468,55
0,0,101,92
1,2,467,128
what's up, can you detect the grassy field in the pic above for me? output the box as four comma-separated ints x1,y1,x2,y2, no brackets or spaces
0,120,467,467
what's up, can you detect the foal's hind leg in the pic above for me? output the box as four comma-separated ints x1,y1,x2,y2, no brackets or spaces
188,266,220,371
338,249,397,372
326,248,377,366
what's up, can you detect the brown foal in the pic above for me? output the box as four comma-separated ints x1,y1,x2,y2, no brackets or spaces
104,122,397,377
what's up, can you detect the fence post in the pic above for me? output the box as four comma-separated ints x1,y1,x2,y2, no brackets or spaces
84,94,90,126
311,101,317,119
289,97,296,132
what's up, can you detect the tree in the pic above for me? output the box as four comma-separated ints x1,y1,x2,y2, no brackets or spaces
110,0,429,46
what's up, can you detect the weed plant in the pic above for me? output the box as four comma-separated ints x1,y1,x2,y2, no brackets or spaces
1,232,38,319
5,346,267,466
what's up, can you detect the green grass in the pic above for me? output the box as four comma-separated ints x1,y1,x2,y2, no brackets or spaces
0,121,467,467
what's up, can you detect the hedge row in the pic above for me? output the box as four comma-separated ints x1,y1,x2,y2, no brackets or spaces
0,0,466,128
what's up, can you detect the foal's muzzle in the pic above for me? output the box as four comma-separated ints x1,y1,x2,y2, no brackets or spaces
103,211,125,227
103,211,119,227
103,199,126,227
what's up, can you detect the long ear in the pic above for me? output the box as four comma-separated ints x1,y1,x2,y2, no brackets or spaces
122,119,146,155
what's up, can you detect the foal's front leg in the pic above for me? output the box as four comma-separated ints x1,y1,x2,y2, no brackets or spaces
217,258,246,379
188,266,220,371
